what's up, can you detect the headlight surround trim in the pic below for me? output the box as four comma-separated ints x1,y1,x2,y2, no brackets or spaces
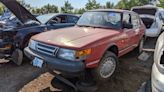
57,48,92,61
28,40,37,50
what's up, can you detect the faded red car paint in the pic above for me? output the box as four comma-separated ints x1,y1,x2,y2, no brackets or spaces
31,19,145,68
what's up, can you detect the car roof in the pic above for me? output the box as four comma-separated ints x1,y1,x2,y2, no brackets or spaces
88,9,132,13
42,13,79,17
131,5,163,10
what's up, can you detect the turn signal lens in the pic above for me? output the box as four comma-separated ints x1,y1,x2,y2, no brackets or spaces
5,44,12,49
76,49,92,58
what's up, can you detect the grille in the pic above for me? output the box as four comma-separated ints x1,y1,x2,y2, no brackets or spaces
36,42,59,56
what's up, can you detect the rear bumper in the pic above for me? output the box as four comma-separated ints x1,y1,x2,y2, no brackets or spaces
24,47,85,75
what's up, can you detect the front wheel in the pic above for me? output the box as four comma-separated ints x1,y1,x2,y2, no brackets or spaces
92,51,118,82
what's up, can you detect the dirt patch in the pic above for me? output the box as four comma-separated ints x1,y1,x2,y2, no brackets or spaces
0,50,153,92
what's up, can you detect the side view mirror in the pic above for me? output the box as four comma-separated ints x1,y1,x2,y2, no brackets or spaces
123,22,133,29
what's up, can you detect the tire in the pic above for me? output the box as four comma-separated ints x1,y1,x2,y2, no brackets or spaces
145,79,152,92
22,40,30,63
76,81,98,92
51,77,74,92
92,51,118,82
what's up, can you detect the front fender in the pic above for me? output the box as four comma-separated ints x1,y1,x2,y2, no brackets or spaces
15,26,46,49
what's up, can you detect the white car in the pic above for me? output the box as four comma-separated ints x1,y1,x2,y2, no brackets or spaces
151,32,164,92
132,5,164,37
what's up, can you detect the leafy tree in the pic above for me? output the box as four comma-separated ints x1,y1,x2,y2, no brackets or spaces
32,4,59,14
61,1,74,13
85,0,101,10
106,2,114,8
78,8,86,14
0,3,4,15
18,0,33,11
42,4,59,13
115,0,149,10
158,0,164,8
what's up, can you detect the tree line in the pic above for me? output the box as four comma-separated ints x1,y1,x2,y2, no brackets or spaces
0,0,164,15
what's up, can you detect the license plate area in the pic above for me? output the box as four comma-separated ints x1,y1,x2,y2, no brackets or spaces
32,57,43,68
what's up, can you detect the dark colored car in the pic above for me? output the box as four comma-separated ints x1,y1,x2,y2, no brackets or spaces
0,0,79,65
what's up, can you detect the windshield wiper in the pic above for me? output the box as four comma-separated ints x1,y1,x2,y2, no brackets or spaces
76,24,92,27
77,24,112,29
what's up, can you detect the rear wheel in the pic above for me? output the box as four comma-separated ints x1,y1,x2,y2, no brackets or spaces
92,51,118,82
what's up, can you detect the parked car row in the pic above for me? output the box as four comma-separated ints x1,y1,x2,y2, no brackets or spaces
0,0,163,92
0,0,79,65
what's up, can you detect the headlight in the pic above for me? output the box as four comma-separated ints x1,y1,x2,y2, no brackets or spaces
28,40,37,50
57,48,76,61
57,48,91,61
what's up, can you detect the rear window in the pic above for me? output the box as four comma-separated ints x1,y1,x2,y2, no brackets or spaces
132,8,157,16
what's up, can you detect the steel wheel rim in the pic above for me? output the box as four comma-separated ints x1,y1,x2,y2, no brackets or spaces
99,57,116,78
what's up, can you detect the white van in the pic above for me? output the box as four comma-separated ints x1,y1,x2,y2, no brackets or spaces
132,5,164,37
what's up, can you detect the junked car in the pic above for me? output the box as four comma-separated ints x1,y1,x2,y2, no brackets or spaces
24,9,145,91
132,5,164,37
0,0,79,65
151,32,164,92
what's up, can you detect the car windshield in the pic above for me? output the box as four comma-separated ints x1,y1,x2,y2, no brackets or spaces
77,11,122,29
36,14,57,24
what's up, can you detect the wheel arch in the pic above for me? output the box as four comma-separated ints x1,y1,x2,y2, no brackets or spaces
104,44,119,57
21,32,40,49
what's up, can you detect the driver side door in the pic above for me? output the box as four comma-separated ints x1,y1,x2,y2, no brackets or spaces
122,13,134,49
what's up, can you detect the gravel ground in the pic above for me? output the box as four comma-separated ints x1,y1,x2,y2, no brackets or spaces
0,39,155,92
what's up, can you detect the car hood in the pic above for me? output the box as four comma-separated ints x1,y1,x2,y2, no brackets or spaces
32,27,120,49
0,0,40,24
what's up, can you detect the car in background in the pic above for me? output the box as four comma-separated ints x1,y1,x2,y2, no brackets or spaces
0,0,79,65
151,32,164,92
24,9,145,91
132,5,164,37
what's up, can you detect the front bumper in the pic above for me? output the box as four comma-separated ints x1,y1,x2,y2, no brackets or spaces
151,64,164,92
0,41,12,58
24,47,85,75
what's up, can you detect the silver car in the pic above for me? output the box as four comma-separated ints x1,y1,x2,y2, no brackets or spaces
151,32,164,92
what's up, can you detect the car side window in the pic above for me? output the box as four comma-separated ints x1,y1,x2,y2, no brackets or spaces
123,13,131,25
67,16,79,23
131,14,140,29
51,15,67,24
